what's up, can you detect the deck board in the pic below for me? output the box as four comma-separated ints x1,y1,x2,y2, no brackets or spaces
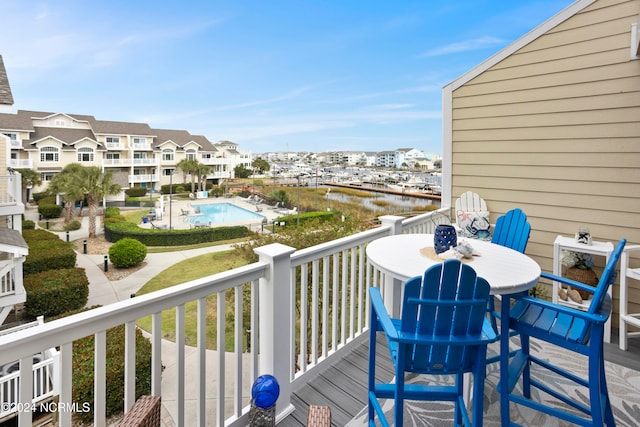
280,328,640,426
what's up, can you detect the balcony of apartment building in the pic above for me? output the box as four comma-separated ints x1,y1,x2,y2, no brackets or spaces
0,208,637,426
8,158,33,169
128,174,160,184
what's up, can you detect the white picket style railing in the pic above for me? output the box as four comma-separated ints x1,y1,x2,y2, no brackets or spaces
0,208,450,426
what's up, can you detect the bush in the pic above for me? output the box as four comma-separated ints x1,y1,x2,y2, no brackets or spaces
53,306,152,423
125,187,148,197
23,230,76,275
38,203,62,219
22,219,35,229
31,191,50,203
63,220,82,231
104,221,252,246
105,207,121,218
37,196,57,205
109,238,147,268
24,268,89,317
276,211,334,226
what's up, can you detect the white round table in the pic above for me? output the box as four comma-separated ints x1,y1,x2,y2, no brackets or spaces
366,234,541,295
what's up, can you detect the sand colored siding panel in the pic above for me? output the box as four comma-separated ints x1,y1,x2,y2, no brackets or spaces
455,139,640,154
453,122,640,141
454,76,640,108
454,91,640,119
454,61,639,97
453,164,640,184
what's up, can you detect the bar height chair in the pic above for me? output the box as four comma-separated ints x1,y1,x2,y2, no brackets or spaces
368,259,497,427
503,238,626,426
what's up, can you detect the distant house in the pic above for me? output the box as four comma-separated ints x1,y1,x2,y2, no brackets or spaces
442,0,640,325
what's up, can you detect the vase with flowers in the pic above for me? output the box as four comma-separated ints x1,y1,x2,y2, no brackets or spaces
559,250,598,303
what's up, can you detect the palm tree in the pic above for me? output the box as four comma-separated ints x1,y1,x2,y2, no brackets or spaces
196,163,212,191
177,158,200,194
74,167,121,238
16,168,42,203
48,163,85,223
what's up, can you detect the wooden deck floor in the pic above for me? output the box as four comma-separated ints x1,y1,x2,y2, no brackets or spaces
279,329,640,426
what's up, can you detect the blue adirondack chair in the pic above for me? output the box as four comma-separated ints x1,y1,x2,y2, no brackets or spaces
368,259,497,427
503,238,626,426
488,208,532,331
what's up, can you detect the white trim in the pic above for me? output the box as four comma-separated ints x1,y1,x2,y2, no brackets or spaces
631,21,640,60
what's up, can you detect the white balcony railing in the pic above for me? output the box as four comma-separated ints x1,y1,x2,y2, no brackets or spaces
0,261,16,297
0,209,449,426
132,142,152,150
128,174,159,183
105,142,124,150
103,158,132,167
0,175,20,206
8,159,32,169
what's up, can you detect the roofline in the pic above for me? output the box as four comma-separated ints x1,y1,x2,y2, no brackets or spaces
440,0,596,206
442,0,596,92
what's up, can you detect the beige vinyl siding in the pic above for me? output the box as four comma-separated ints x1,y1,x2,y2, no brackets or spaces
450,0,640,326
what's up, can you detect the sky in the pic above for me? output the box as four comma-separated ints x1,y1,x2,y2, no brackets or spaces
1,0,577,155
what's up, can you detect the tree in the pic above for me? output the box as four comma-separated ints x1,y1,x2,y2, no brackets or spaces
74,167,121,238
16,168,42,203
234,165,251,179
176,158,200,193
48,163,85,223
251,158,270,174
196,163,212,191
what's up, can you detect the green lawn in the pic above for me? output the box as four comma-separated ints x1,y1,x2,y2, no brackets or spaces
135,250,250,351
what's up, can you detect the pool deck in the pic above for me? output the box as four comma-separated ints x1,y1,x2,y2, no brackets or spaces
138,195,290,232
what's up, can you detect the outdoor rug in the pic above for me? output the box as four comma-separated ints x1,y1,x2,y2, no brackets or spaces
347,339,640,426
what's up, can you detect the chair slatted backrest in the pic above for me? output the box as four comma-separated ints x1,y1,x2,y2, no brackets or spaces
491,208,531,253
400,259,491,373
455,191,487,214
588,239,626,318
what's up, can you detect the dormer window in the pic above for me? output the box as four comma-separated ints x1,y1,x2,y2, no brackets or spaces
162,149,174,161
186,149,196,160
54,119,65,127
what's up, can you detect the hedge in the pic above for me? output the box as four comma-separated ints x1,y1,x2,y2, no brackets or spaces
125,187,147,197
275,211,334,226
53,306,152,423
24,268,89,317
104,221,252,246
38,203,62,219
23,230,76,275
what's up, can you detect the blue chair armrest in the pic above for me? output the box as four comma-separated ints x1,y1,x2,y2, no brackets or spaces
369,287,399,341
512,293,609,324
540,271,597,295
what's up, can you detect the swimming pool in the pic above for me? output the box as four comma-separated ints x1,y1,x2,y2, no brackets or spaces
186,203,264,225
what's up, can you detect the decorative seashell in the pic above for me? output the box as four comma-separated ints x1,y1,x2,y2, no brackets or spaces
567,288,583,304
455,244,474,259
438,247,460,260
558,288,568,301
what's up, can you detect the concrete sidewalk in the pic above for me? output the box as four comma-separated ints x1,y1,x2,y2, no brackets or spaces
23,207,240,426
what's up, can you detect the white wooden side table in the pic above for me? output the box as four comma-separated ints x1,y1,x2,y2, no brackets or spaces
619,245,640,350
552,235,614,342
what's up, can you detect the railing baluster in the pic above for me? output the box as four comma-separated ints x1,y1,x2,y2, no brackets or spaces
332,254,339,351
251,279,259,380
216,290,225,425
197,297,207,426
58,342,73,426
300,263,308,372
234,286,243,417
94,330,106,427
311,260,319,364
151,312,162,396
124,321,136,412
322,256,329,355
357,243,365,332
18,355,32,427
350,247,356,340
341,250,348,345
176,304,185,426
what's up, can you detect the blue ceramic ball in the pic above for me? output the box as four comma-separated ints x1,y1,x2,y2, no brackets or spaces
251,375,280,408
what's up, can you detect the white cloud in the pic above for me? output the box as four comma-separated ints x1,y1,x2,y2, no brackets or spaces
419,36,505,57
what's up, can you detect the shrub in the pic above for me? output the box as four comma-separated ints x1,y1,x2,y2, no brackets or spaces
31,191,50,203
22,219,35,229
38,203,62,219
105,207,121,218
63,220,82,231
53,306,152,423
104,221,252,246
23,230,76,275
125,187,148,197
109,238,147,268
37,196,57,205
24,268,89,317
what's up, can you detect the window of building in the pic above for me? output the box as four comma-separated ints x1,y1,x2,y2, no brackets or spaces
40,146,59,162
163,149,174,161
133,137,147,144
105,152,120,160
186,149,196,160
41,172,55,182
163,168,175,176
106,136,120,144
77,147,94,162
54,119,65,127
